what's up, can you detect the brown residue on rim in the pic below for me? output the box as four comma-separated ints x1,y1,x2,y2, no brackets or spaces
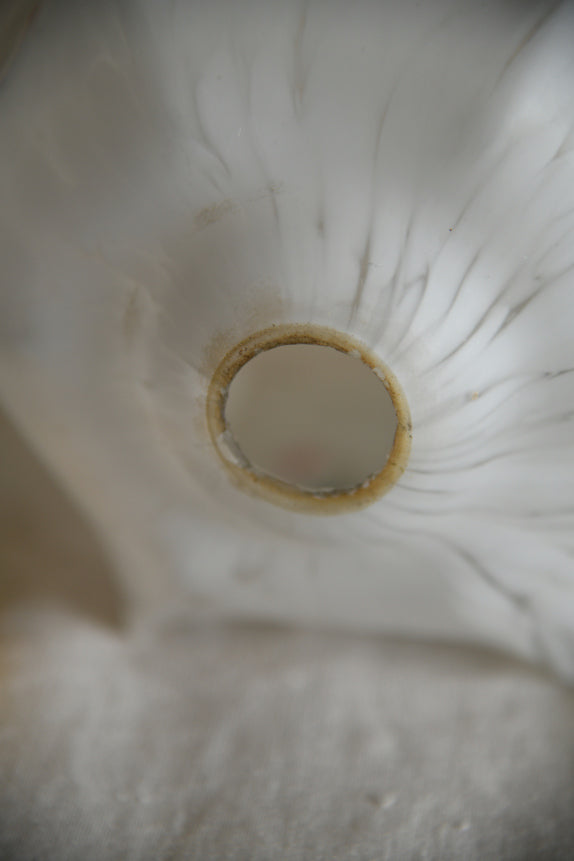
206,324,412,515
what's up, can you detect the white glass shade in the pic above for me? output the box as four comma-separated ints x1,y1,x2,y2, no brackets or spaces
1,0,574,680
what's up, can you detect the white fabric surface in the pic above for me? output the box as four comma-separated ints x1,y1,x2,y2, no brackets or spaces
1,407,574,860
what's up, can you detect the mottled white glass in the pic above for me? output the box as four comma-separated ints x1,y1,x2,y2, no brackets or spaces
1,0,574,678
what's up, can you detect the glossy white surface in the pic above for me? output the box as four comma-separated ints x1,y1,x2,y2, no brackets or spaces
1,0,574,676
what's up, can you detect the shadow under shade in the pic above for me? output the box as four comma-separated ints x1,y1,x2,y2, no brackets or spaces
0,403,125,629
0,0,41,85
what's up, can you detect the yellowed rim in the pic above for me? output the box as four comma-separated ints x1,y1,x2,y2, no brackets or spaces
206,324,412,514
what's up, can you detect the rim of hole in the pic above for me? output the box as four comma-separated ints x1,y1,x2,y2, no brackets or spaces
206,324,412,514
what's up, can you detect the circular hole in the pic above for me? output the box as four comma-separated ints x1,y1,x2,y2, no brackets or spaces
224,344,397,492
207,325,411,513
